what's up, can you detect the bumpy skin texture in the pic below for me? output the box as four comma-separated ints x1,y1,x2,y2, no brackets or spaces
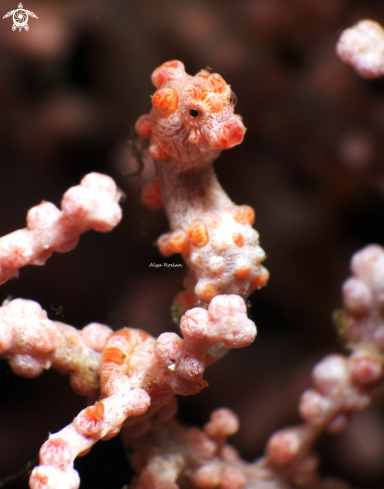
136,60,268,309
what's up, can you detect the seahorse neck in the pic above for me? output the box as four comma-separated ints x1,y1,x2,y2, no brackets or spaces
155,159,233,231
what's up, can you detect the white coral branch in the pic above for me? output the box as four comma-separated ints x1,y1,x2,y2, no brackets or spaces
0,172,123,284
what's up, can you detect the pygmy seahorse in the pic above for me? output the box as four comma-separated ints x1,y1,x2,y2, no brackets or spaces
136,60,268,312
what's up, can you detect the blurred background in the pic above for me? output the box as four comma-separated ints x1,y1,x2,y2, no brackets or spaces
1,0,384,487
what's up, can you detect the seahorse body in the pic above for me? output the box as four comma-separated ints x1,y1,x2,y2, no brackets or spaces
136,60,268,310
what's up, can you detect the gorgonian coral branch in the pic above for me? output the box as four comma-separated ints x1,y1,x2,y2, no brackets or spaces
251,245,384,488
135,60,268,313
28,294,255,489
0,172,123,284
122,406,349,489
0,298,112,395
336,20,384,79
0,63,264,489
118,245,384,489
123,408,245,489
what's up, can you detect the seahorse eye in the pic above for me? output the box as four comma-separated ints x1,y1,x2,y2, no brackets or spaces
230,91,237,106
190,109,199,118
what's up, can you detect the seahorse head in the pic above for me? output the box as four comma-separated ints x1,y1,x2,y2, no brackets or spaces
138,60,246,167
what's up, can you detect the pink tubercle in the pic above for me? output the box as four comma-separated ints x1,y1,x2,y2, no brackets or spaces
40,437,73,468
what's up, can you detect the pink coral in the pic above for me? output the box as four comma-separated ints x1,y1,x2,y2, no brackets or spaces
26,293,255,489
1,55,384,489
336,20,384,79
0,298,112,394
0,172,123,285
1,62,264,488
114,243,384,489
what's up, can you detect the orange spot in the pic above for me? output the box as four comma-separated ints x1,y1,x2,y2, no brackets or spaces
169,230,189,254
187,220,209,247
84,401,105,422
185,84,208,102
75,402,105,436
157,234,174,257
141,180,163,210
103,347,126,365
232,232,244,247
250,266,269,292
208,73,227,93
152,87,179,113
234,266,251,281
135,114,152,139
198,283,221,302
231,205,255,226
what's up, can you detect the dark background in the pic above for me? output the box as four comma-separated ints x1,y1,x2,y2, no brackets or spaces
1,0,384,487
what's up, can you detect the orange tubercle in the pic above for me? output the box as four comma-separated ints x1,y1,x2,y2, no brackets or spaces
214,120,246,149
232,232,245,247
208,73,227,93
152,87,179,114
141,180,163,210
102,347,126,365
231,205,255,226
250,266,269,292
85,401,105,421
74,401,105,437
135,114,152,139
187,219,209,248
197,283,221,302
185,84,208,102
157,233,174,257
168,230,189,254
234,266,251,281
151,60,185,88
